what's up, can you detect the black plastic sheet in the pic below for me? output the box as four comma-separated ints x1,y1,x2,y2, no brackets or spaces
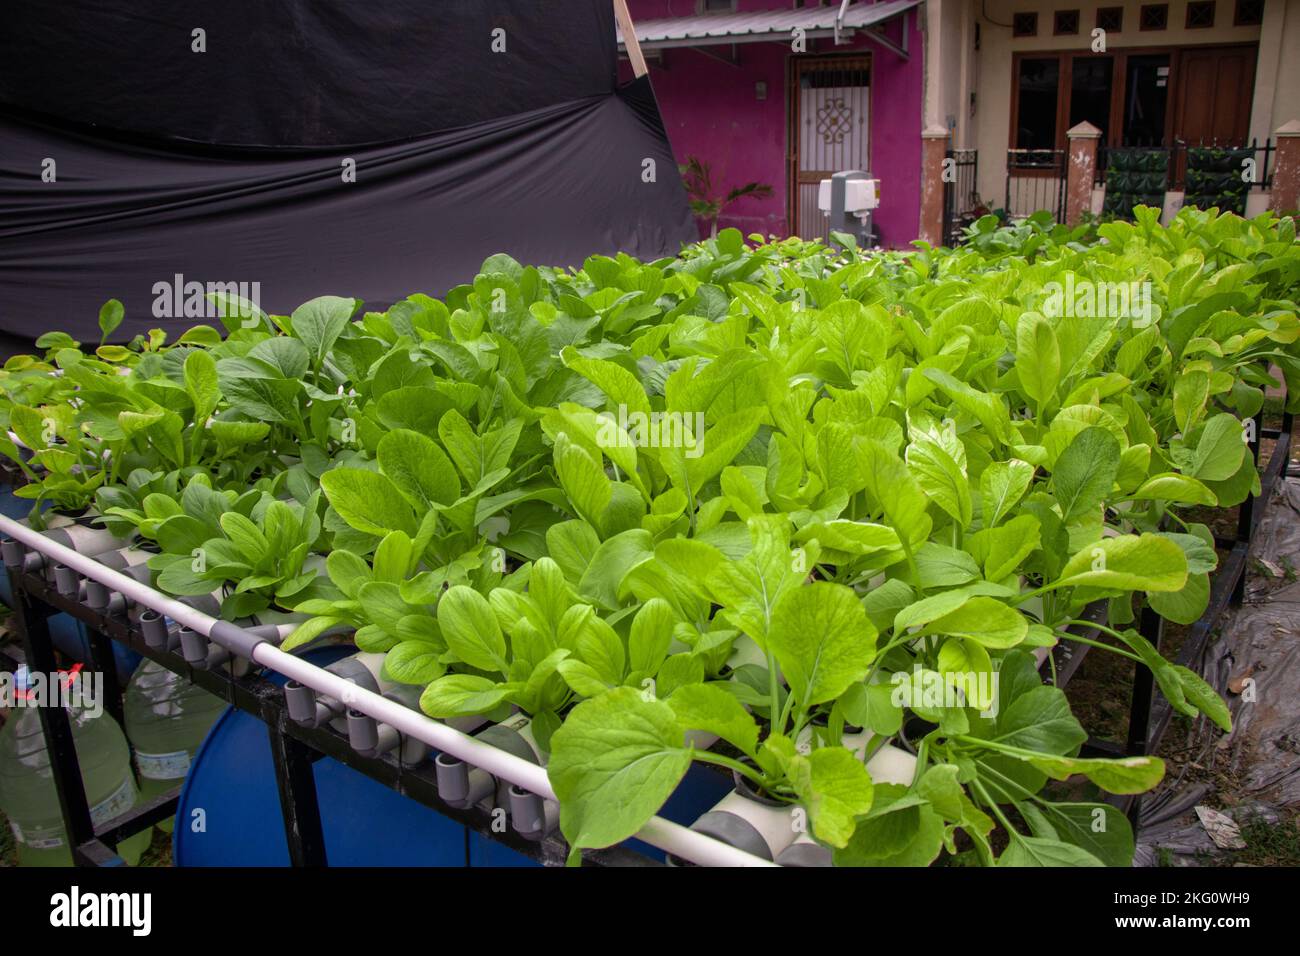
0,0,618,147
0,2,694,351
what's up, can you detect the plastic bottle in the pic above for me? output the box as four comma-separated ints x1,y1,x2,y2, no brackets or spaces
0,667,150,866
123,660,226,833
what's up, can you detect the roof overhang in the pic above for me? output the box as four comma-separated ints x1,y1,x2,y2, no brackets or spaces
616,0,921,58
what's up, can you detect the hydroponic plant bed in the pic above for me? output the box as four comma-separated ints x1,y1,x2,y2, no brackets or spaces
3,205,1298,867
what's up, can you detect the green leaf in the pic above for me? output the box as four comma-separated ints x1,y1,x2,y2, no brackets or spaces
1051,427,1120,523
769,582,876,706
320,468,417,536
438,585,509,673
548,687,692,853
628,598,676,676
184,350,220,423
280,616,343,652
833,784,945,867
1048,534,1188,593
857,440,932,550
1016,312,1060,410
1025,753,1166,794
1131,473,1217,506
915,764,965,821
291,295,357,366
980,459,1035,528
1189,414,1246,482
1170,664,1232,733
419,675,511,718
1032,802,1135,867
384,641,447,685
571,608,626,686
578,529,654,610
554,432,612,532
839,681,903,736
326,549,372,600
559,348,652,420
922,368,1010,444
987,685,1086,755
923,596,1028,650
668,683,758,757
1147,571,1211,625
907,438,972,527
377,429,460,510
98,299,125,341
219,512,271,567
998,836,1105,867
788,746,874,848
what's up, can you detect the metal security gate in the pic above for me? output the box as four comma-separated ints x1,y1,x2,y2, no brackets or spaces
789,56,871,242
1005,148,1067,222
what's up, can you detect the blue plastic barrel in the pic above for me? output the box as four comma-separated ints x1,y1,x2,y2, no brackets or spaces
174,648,468,867
177,648,734,866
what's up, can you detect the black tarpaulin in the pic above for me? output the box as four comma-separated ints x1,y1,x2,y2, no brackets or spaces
0,0,619,147
0,1,694,351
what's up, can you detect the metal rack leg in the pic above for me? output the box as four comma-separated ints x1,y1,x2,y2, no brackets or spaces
267,724,329,867
86,626,126,730
1125,601,1164,830
1231,412,1265,605
13,587,106,865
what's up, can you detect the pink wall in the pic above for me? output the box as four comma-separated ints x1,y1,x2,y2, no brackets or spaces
624,0,924,246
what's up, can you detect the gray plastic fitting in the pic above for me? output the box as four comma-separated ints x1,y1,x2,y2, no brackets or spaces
52,563,79,596
685,810,773,861
0,538,24,569
508,786,555,841
774,840,834,867
284,680,331,727
83,578,110,610
434,753,496,808
138,610,170,649
178,627,210,667
347,708,401,757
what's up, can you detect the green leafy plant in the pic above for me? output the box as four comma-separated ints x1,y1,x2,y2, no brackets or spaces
3,206,1295,867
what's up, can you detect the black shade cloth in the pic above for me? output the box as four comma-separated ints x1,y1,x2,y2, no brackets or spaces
0,0,618,147
0,80,694,350
0,2,695,352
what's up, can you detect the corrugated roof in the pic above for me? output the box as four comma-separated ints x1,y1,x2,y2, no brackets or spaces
618,0,921,50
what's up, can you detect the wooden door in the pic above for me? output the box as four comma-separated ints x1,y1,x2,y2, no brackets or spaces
1173,45,1257,144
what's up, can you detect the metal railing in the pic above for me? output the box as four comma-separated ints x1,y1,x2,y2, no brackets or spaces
942,148,980,246
1005,149,1066,223
1096,138,1275,192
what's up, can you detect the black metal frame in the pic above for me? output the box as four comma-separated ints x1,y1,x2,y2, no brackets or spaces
1095,138,1276,191
1050,408,1293,827
942,148,980,246
4,567,658,868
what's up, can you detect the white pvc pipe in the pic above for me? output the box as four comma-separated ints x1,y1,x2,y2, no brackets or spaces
0,513,776,868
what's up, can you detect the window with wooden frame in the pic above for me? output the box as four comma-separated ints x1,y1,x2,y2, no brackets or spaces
1234,0,1264,25
1096,7,1123,32
1140,4,1169,30
1186,1,1216,28
1009,44,1257,152
1012,12,1038,37
1054,9,1080,35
